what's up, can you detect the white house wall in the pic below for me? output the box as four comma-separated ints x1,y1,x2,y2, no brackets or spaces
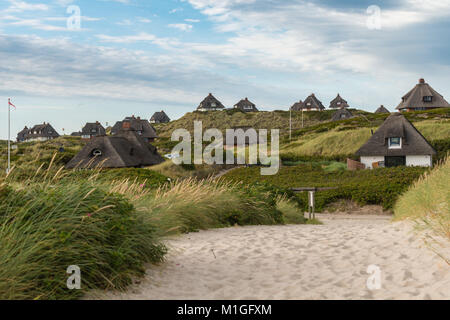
406,155,432,167
360,156,384,169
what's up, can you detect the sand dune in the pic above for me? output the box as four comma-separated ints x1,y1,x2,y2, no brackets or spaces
88,215,450,300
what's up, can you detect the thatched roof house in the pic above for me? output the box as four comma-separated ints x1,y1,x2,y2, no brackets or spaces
396,78,450,112
234,98,258,112
81,121,106,139
197,93,225,111
302,94,325,111
331,108,353,121
375,105,390,114
329,94,349,109
66,126,164,169
290,100,304,111
17,123,59,142
111,116,158,142
355,113,436,168
150,111,170,124
17,126,29,142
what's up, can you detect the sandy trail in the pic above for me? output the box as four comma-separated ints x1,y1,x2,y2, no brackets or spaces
88,215,450,300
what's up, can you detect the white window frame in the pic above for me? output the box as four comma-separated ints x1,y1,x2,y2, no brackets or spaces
388,137,402,149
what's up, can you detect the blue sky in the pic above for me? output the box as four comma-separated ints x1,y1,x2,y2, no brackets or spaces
1,0,450,138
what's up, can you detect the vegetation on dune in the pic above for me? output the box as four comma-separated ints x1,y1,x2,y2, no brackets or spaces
394,156,450,242
281,120,450,161
223,164,427,211
0,153,307,299
0,174,166,300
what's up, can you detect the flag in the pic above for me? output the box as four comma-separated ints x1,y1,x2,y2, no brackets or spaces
8,99,16,110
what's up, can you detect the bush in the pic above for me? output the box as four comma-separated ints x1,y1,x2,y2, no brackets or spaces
0,179,166,300
223,164,427,211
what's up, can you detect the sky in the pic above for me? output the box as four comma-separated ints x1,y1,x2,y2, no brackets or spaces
1,0,450,138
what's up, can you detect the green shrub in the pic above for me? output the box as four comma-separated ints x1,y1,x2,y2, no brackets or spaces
0,179,166,300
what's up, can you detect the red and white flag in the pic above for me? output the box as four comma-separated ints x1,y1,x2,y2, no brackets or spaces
8,98,16,110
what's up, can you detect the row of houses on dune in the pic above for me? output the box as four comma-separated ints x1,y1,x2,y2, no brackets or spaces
197,78,449,114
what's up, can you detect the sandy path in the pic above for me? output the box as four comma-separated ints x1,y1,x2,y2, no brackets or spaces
88,215,450,300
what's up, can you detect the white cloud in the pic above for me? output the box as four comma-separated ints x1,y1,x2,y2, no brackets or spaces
4,0,49,13
185,18,200,23
168,23,193,31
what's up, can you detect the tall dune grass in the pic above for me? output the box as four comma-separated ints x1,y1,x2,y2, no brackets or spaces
394,155,450,243
0,176,166,300
0,159,306,299
131,178,305,235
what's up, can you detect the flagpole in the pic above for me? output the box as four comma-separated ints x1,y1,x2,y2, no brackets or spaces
7,98,11,174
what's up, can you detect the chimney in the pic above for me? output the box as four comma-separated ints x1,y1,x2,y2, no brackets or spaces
137,116,141,120
419,78,425,84
245,97,248,101
95,121,99,125
122,121,131,130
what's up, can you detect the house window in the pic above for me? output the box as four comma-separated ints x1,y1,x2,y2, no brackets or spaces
388,137,402,149
211,102,216,107
423,96,432,102
337,102,341,105
244,105,252,110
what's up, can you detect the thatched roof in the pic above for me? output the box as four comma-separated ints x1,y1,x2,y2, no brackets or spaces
375,105,390,114
396,78,450,111
329,94,349,109
71,131,82,137
111,116,157,139
150,111,170,123
356,113,436,156
24,123,59,140
331,108,353,121
290,100,304,111
66,128,164,169
17,126,29,142
234,98,258,112
82,121,106,136
302,94,325,110
197,93,225,110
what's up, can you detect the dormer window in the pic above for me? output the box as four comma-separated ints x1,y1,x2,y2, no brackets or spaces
388,137,402,149
92,149,102,157
423,96,432,102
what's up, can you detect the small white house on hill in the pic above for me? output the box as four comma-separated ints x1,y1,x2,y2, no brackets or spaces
355,113,436,168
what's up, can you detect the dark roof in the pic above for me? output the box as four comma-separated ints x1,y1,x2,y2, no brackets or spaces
355,113,436,156
396,78,450,110
331,108,353,121
66,129,164,169
375,105,390,114
71,131,82,137
290,100,304,111
150,111,170,123
17,126,29,141
234,98,258,112
111,116,157,139
81,122,106,136
197,93,225,110
301,94,325,110
25,123,60,139
329,94,349,109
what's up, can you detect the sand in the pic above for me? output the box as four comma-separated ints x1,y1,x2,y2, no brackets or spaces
88,214,450,300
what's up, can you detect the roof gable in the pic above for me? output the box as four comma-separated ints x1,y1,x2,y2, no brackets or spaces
396,79,450,110
66,131,164,169
356,113,436,156
329,94,349,109
197,93,225,110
